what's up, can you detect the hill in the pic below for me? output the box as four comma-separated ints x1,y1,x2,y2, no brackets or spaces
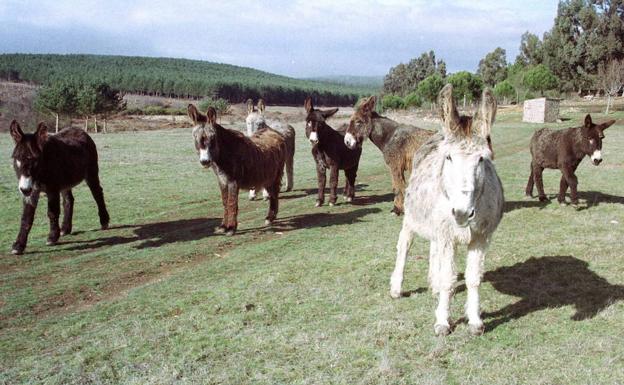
305,75,383,89
0,54,373,106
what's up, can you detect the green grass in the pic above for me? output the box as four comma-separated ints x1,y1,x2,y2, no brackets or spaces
1,110,624,384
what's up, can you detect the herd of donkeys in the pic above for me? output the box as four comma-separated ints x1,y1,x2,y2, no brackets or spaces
7,84,615,335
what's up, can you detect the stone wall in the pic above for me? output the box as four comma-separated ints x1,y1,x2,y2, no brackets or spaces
522,98,560,123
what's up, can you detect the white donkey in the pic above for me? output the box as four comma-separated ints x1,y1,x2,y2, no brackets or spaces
245,99,296,200
390,84,504,336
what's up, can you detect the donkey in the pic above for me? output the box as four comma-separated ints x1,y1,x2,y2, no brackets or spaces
9,121,110,255
525,114,615,205
304,97,362,207
344,96,435,215
245,98,295,200
390,85,504,336
188,105,286,235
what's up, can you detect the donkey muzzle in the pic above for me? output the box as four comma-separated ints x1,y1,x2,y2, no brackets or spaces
452,208,475,227
591,150,602,165
308,131,319,144
344,132,358,149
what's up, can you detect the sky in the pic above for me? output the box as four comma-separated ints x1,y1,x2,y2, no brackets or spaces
0,0,558,78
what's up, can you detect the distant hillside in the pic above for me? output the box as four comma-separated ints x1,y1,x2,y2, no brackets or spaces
305,75,383,91
0,54,371,106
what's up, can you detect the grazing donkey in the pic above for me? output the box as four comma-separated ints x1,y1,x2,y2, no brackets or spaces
245,98,295,200
304,97,362,206
344,96,435,215
9,121,110,255
390,85,504,336
188,105,286,235
525,114,615,205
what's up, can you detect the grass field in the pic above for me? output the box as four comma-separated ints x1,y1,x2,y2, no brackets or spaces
1,108,624,384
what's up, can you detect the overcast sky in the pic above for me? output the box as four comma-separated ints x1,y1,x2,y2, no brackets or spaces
0,0,558,78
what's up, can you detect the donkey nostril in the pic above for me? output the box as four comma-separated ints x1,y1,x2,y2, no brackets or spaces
468,209,475,219
451,208,455,216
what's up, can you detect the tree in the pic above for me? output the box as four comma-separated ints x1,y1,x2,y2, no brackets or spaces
515,32,544,67
524,64,559,96
77,84,97,131
597,59,624,114
380,94,404,111
447,71,483,106
417,74,445,106
34,81,78,132
383,51,447,95
477,47,508,86
403,92,423,108
494,80,516,104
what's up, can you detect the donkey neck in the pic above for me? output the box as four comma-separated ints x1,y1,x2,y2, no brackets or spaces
369,115,399,152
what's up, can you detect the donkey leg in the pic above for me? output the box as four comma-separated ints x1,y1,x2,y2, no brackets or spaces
285,151,294,192
225,182,239,236
60,189,74,236
265,182,280,225
558,174,569,204
86,173,110,230
563,168,579,205
316,162,326,207
432,241,456,336
262,188,270,200
465,238,487,335
216,182,228,233
328,166,339,206
390,223,414,298
12,192,40,255
533,165,547,202
525,163,535,197
248,189,256,201
392,169,406,215
46,191,61,246
344,167,357,203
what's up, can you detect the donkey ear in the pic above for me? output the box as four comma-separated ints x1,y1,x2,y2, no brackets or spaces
187,104,200,125
601,119,615,130
304,97,314,114
35,122,49,148
258,99,266,114
360,96,376,115
321,108,339,119
437,84,461,136
206,107,217,125
584,114,593,128
474,88,497,138
9,120,23,143
246,99,254,114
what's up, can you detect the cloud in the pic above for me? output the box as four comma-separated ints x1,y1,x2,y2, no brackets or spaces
0,0,557,77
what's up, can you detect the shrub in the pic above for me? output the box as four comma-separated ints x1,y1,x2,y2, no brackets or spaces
381,94,404,111
198,98,231,115
403,92,423,108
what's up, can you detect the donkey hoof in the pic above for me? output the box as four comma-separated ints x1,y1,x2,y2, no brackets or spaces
329,202,335,207
538,196,548,202
101,223,109,230
225,228,236,236
11,247,24,255
60,229,72,236
468,322,485,336
345,197,353,203
524,194,533,200
214,225,226,234
390,289,401,299
46,239,58,246
264,219,274,226
315,201,323,207
434,324,451,336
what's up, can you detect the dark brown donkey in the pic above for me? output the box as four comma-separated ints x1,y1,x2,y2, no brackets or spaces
9,121,110,255
304,97,362,207
189,105,286,235
344,96,435,215
526,114,615,204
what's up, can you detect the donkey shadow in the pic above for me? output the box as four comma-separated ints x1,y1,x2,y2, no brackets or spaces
576,190,624,210
64,218,221,251
503,199,548,213
482,255,624,332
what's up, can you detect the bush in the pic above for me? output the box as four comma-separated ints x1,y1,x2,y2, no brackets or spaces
417,74,445,104
198,98,231,115
494,80,515,103
381,94,404,111
403,92,423,108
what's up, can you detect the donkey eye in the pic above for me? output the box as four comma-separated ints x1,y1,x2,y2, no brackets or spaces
479,156,484,162
446,155,452,162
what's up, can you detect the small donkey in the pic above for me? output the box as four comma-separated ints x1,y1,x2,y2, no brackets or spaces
526,114,615,204
9,121,110,255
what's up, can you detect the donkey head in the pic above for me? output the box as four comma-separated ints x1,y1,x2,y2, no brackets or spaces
245,98,266,136
345,96,376,149
438,84,497,227
304,96,338,145
191,105,219,168
581,114,615,166
9,120,48,197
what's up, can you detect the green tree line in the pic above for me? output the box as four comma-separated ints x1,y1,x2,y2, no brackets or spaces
0,54,374,106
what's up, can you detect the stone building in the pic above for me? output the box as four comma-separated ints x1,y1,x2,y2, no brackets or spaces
522,98,560,123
